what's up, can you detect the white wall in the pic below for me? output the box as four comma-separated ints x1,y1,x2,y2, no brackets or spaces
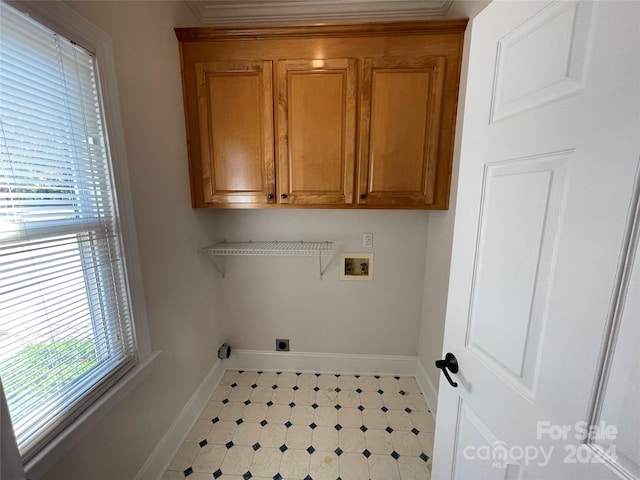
214,209,428,356
40,2,224,479
33,1,479,476
446,0,492,18
417,0,491,407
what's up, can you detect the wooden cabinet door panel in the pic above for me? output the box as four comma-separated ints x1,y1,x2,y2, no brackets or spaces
277,59,356,205
359,56,446,206
195,61,275,205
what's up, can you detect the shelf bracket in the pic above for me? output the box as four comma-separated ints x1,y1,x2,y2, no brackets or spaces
319,245,335,280
203,252,226,278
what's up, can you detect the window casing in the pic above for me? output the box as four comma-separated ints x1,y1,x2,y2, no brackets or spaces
0,1,140,461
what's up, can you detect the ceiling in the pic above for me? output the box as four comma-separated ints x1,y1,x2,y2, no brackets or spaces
183,0,481,26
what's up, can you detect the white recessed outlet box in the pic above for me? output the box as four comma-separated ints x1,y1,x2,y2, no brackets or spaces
340,253,374,281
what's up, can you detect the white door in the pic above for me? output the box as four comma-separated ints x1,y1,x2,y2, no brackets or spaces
433,1,640,479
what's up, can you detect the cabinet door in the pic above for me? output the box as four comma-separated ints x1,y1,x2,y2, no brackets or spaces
359,56,446,207
195,61,275,205
276,59,357,205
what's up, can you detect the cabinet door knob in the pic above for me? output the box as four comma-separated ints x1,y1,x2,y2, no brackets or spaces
267,194,274,200
281,193,288,199
360,194,367,200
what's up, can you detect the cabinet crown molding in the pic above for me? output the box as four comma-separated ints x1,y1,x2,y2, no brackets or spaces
184,0,454,26
175,18,467,41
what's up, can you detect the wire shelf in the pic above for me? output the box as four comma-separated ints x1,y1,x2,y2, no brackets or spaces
202,240,334,257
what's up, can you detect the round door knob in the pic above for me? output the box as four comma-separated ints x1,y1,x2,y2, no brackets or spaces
267,194,274,200
360,194,366,200
281,193,288,199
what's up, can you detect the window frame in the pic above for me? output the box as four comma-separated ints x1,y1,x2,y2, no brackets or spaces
3,1,156,476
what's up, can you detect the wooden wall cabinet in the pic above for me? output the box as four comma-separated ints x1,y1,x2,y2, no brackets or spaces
176,20,467,209
194,60,275,205
277,58,357,205
358,56,445,207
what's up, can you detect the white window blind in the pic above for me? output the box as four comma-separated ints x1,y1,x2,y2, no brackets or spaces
0,2,137,460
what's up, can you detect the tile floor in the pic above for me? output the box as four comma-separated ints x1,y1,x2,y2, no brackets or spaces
162,370,435,480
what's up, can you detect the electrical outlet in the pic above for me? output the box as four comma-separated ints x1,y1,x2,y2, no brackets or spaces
276,339,290,351
362,233,373,248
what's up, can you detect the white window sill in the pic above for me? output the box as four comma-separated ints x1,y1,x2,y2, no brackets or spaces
24,350,162,480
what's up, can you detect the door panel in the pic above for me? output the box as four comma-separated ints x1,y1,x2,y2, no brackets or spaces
453,400,522,479
370,70,430,192
195,60,274,205
435,1,640,479
490,1,594,121
276,58,356,205
359,56,445,206
209,74,263,192
467,151,569,397
289,73,343,193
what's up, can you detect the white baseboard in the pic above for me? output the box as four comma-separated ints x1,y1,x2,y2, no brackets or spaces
416,358,438,418
227,349,417,376
134,358,226,480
